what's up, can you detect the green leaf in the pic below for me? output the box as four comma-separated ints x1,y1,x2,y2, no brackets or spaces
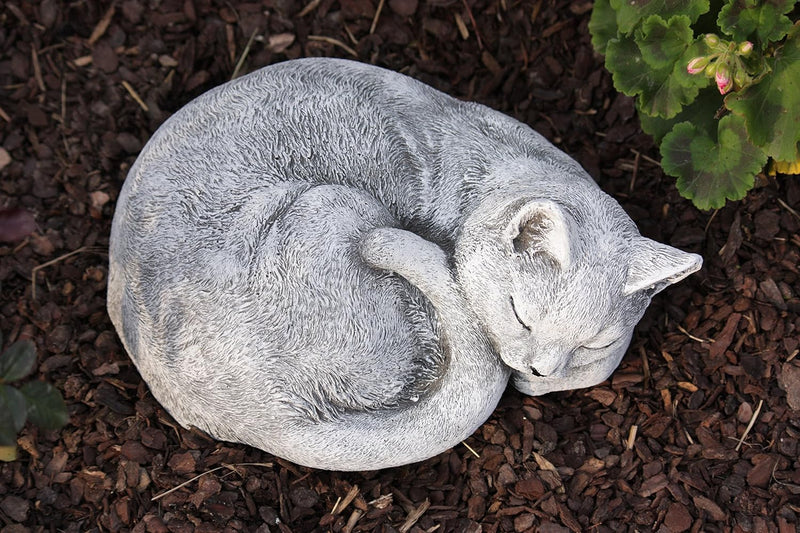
0,340,37,383
636,15,694,69
20,381,69,431
606,30,708,118
726,29,800,162
717,0,795,43
610,0,711,35
661,114,768,209
589,0,620,55
0,384,28,442
640,88,725,143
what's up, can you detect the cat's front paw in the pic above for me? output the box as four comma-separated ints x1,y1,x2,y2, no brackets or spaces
360,227,455,306
360,227,405,272
361,228,446,274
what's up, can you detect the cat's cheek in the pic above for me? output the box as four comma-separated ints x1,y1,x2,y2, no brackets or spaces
496,342,536,375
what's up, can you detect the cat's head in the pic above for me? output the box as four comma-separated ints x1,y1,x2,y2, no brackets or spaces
455,179,702,396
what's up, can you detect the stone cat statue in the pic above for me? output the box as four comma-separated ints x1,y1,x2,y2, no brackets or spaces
108,58,702,471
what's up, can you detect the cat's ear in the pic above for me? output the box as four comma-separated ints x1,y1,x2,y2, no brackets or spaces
504,200,571,269
623,238,702,296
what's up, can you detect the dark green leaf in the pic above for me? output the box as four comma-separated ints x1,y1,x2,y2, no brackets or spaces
589,0,620,55
726,29,800,161
718,0,795,43
610,0,711,35
0,384,28,439
20,381,69,431
636,15,694,69
661,115,767,209
0,340,37,383
640,88,724,143
606,33,708,118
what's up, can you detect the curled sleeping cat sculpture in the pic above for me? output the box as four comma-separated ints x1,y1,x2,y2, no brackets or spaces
107,58,702,471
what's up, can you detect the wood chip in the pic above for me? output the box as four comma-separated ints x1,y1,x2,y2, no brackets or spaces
626,425,638,450
268,33,296,54
638,473,668,497
370,0,385,34
454,12,469,40
709,313,741,358
333,485,359,515
541,19,569,39
0,147,11,171
307,35,358,58
778,365,800,410
664,502,693,532
298,0,322,17
73,55,93,67
587,387,616,406
342,509,363,533
692,495,726,521
31,46,46,92
481,50,502,75
399,499,430,533
121,80,149,112
88,3,116,46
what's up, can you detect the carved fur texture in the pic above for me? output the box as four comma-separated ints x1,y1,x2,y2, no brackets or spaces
108,58,702,470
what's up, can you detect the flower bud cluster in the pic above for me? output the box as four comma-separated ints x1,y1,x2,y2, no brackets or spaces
686,34,755,95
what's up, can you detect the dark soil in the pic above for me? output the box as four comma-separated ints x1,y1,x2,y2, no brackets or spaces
1,0,799,532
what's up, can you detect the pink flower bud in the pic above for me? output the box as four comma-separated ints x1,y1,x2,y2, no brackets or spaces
715,65,732,94
687,56,709,74
738,41,753,56
704,34,720,47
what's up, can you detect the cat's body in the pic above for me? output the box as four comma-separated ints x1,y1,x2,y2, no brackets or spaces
108,58,701,470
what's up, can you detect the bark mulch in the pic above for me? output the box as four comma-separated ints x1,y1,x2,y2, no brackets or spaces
1,0,798,532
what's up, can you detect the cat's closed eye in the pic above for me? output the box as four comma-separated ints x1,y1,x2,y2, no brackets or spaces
580,326,624,350
509,296,531,332
570,337,621,368
580,338,619,351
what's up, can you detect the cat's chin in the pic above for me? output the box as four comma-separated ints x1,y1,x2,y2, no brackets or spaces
510,363,616,396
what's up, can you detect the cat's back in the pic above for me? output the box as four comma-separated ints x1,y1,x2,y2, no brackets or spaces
119,58,454,201
113,58,577,256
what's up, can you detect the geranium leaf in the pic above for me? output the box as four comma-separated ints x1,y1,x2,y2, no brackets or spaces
0,340,37,383
661,115,767,209
640,88,724,143
610,0,710,35
589,0,619,55
726,29,800,162
717,0,795,43
20,381,69,431
636,15,694,69
606,32,708,118
0,384,28,435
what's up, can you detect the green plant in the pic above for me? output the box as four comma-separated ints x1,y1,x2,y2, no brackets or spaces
0,333,69,461
589,0,800,209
